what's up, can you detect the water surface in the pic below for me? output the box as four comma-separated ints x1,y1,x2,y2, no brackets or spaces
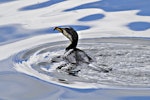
1,37,150,100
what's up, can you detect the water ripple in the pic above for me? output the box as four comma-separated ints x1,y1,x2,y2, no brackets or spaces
13,37,150,89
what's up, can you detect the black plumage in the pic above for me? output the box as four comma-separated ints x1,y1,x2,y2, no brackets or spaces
54,27,92,64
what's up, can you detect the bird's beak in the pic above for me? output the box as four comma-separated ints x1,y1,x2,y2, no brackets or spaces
54,27,63,33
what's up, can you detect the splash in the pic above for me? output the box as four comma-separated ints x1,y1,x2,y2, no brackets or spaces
13,38,150,89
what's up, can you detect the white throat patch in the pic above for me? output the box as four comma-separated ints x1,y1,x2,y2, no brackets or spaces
63,30,72,42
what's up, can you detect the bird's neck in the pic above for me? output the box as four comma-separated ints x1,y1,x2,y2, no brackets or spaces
66,39,78,51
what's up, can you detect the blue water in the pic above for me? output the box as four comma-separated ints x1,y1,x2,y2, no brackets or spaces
19,0,66,11
0,24,90,44
64,0,150,16
0,0,150,100
78,14,105,21
0,0,16,4
127,22,150,31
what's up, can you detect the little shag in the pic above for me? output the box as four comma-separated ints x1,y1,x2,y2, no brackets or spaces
53,27,112,75
54,27,92,65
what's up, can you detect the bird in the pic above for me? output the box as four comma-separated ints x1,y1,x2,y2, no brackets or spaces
54,27,92,65
53,27,112,75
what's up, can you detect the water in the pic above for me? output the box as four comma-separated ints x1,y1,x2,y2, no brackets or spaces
1,37,150,100
0,0,150,99
12,37,150,89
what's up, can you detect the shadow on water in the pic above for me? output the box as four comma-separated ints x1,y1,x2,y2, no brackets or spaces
0,24,90,44
127,22,150,31
0,0,16,4
78,14,105,22
19,0,66,11
64,0,150,16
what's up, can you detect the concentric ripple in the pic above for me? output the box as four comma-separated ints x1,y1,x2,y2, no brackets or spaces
13,37,150,89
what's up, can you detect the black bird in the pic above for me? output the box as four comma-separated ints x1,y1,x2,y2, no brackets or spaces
54,27,78,51
54,27,92,64
53,27,112,75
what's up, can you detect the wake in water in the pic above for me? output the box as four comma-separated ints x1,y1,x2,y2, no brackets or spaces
13,38,150,89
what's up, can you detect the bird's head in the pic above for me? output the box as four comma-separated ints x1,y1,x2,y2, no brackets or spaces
54,27,63,33
54,26,78,50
